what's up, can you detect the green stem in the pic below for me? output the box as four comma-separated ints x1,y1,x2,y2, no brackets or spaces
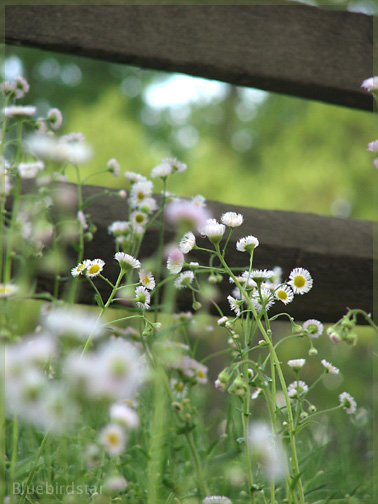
19,433,49,504
184,432,209,497
154,179,167,322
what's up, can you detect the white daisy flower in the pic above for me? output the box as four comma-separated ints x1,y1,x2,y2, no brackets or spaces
236,235,259,253
288,267,313,295
0,283,18,298
165,200,211,230
288,359,306,372
251,286,275,312
361,76,378,92
191,194,206,208
107,158,120,176
71,260,90,277
151,159,173,179
179,231,196,254
26,134,92,164
163,157,187,173
288,380,308,398
124,171,147,182
202,496,232,504
138,197,158,214
115,252,141,271
17,161,44,179
86,259,105,277
180,356,208,384
167,248,185,274
60,132,85,143
321,359,339,375
174,271,194,289
130,210,148,228
110,403,139,428
130,180,153,208
0,80,16,95
108,221,130,237
221,211,244,228
14,76,30,98
367,140,378,152
303,319,323,338
100,423,126,456
217,316,229,326
251,388,263,399
135,286,151,310
139,270,156,290
47,108,63,130
227,295,241,316
275,284,294,305
339,392,356,414
104,475,128,491
251,269,275,282
200,218,225,244
43,306,103,340
4,105,36,117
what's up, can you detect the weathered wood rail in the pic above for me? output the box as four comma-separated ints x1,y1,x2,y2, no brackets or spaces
4,3,375,110
15,182,371,324
3,3,376,323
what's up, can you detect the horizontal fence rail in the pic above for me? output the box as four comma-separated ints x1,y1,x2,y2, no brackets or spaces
5,3,375,110
7,182,373,324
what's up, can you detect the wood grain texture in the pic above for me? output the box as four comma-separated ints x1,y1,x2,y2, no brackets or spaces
13,182,372,324
5,4,375,110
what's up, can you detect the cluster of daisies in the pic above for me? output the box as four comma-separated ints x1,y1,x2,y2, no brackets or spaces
71,252,155,310
4,305,147,448
361,76,378,170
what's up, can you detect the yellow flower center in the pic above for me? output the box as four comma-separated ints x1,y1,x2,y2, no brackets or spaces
0,286,10,295
137,191,144,200
136,214,144,223
89,264,100,274
197,370,205,379
294,275,305,288
107,432,120,445
277,290,287,300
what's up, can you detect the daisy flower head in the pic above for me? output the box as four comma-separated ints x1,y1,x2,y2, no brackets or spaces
339,392,357,414
236,235,259,254
202,496,232,504
367,140,378,152
77,210,88,230
0,80,16,95
5,105,36,118
107,158,120,176
251,269,274,283
134,286,151,310
167,248,185,274
14,76,30,99
252,286,275,313
124,171,147,183
165,200,211,231
179,231,196,254
0,283,18,298
192,194,206,208
138,197,158,215
288,267,313,295
164,157,187,174
71,260,90,277
221,211,244,228
288,380,308,398
86,259,105,278
288,359,306,372
17,161,44,179
130,210,148,228
129,180,153,208
108,221,130,238
240,271,257,289
361,76,378,92
174,271,194,290
26,134,92,164
47,108,63,130
227,295,242,317
200,218,225,245
151,159,173,179
321,359,339,375
303,319,323,338
275,284,294,305
115,252,141,272
100,423,126,457
139,270,156,290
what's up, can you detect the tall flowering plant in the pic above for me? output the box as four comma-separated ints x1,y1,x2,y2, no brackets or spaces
1,77,377,504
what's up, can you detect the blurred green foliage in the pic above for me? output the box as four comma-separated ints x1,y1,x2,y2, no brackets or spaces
4,44,377,221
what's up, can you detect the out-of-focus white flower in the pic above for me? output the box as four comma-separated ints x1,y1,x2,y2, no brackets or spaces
4,105,36,117
248,421,286,481
129,180,153,208
287,359,306,372
104,474,128,491
17,161,45,179
179,231,196,254
124,171,147,183
25,134,92,164
42,306,103,340
367,140,378,152
361,76,378,92
221,211,244,228
107,158,120,176
108,221,130,237
191,194,206,208
0,283,18,298
167,248,185,274
100,423,126,456
14,76,30,99
321,359,339,374
288,380,308,398
165,200,211,230
202,496,232,504
110,403,139,428
174,271,194,289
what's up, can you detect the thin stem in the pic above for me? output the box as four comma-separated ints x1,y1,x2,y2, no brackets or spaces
19,433,49,504
184,432,209,497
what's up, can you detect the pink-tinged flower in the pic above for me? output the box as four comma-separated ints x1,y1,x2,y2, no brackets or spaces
339,392,356,414
373,158,378,170
367,140,378,152
47,108,63,130
361,76,378,92
107,158,120,176
60,132,86,143
77,210,88,230
0,81,16,95
165,200,211,231
4,105,36,118
17,161,44,179
14,76,30,99
167,248,185,274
